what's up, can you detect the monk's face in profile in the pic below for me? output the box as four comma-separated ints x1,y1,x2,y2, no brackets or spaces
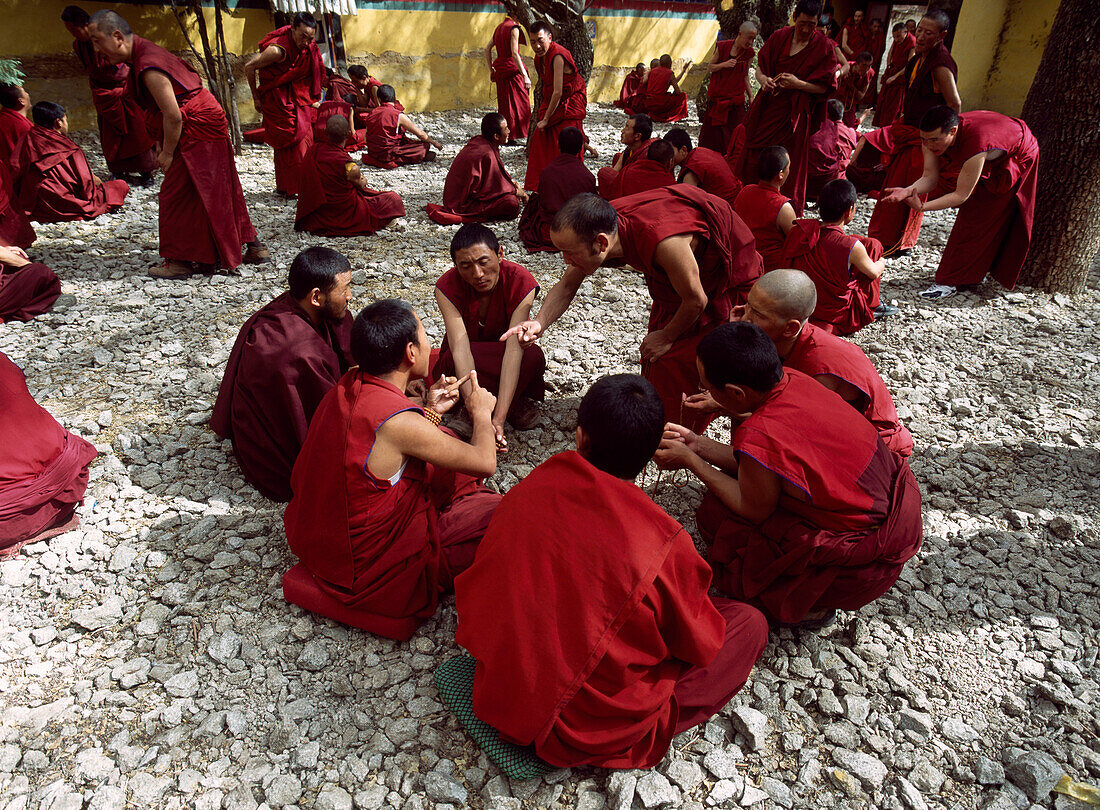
620,118,640,146
792,13,818,39
411,315,432,378
320,271,353,320
65,22,90,41
531,30,552,57
551,227,609,274
55,115,70,136
920,125,958,157
87,24,130,64
291,23,317,51
914,17,946,54
454,242,503,295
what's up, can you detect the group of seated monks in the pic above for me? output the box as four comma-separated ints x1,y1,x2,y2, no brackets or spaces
613,54,693,124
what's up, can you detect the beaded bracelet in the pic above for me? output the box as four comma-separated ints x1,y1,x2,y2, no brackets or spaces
423,408,442,426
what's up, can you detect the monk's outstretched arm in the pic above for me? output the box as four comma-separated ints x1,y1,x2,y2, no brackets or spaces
881,146,941,205
434,289,478,400
492,288,538,442
641,236,707,362
143,71,183,171
690,452,780,524
398,113,442,150
920,153,985,212
500,263,590,344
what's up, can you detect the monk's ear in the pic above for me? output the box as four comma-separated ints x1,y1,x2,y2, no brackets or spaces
575,426,591,456
782,319,803,339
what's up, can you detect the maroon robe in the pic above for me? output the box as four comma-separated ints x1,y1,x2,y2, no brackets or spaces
615,70,643,109
310,99,362,150
0,108,32,165
490,18,531,140
872,33,914,127
698,369,923,624
425,135,520,224
295,142,405,236
700,40,755,153
679,147,743,207
833,62,874,126
361,104,430,168
806,117,858,199
839,18,869,56
616,158,675,198
283,372,501,640
455,451,768,768
0,161,35,249
524,42,587,191
733,183,790,272
0,261,60,323
0,352,97,556
517,153,596,252
643,66,688,123
597,138,655,200
211,293,353,502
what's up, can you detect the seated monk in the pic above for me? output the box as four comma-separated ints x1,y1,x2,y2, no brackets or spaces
11,102,128,223
434,224,544,448
783,179,895,335
597,113,655,199
643,54,691,123
347,64,403,113
614,63,646,109
656,322,923,626
455,374,768,768
0,83,33,165
614,138,676,199
0,160,35,250
733,146,797,272
282,298,502,640
211,247,355,502
807,99,858,201
518,126,596,253
295,115,405,237
361,85,440,169
665,128,742,207
1,351,97,558
425,113,526,225
0,245,61,323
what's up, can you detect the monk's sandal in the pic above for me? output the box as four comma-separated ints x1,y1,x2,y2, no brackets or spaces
243,243,271,265
149,261,194,280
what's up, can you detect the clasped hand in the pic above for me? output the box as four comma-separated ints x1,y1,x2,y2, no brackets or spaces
654,422,697,469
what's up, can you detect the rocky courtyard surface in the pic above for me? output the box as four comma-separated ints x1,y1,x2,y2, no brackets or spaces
1,103,1099,810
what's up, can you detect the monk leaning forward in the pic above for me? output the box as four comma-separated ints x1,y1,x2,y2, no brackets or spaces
425,114,525,225
518,126,595,253
485,15,531,143
523,21,588,191
361,85,441,168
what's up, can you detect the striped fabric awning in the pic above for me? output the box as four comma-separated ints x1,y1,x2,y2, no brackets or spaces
272,0,357,16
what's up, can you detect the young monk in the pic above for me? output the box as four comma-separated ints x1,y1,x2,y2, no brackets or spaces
872,22,915,128
485,14,531,143
361,85,441,168
518,126,596,253
643,54,691,123
434,224,544,447
665,128,742,207
833,50,874,127
700,21,757,153
523,20,588,191
211,247,354,502
807,98,857,200
614,63,646,110
12,101,129,223
347,65,398,112
295,115,405,236
455,374,768,768
282,299,501,640
656,321,923,626
0,245,60,324
425,113,526,225
733,146,796,272
597,113,655,199
0,161,36,250
0,84,32,166
783,178,895,334
614,138,676,198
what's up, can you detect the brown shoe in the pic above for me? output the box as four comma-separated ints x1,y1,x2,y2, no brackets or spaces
149,260,194,279
506,397,540,431
242,243,271,265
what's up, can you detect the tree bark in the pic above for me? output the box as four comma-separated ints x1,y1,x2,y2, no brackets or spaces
698,1,790,121
1019,0,1100,293
214,1,242,154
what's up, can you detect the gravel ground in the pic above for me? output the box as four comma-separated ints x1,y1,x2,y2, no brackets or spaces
1,104,1098,810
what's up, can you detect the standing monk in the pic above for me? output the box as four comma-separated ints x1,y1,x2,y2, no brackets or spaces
0,84,32,165
700,21,757,153
806,98,857,200
871,22,916,127
523,21,588,192
832,51,874,127
87,11,268,280
838,9,868,59
596,113,655,199
643,54,691,123
246,12,323,198
485,14,531,143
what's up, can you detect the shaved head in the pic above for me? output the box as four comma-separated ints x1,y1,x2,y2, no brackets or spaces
89,9,131,36
756,269,818,321
325,113,350,143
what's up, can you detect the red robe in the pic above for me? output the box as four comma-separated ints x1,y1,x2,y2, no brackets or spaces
700,40,755,153
0,261,60,324
0,352,97,555
11,126,128,223
295,142,405,236
783,220,883,335
72,39,156,175
597,138,654,199
257,26,323,196
129,36,257,269
518,153,596,252
872,33,914,127
490,18,531,140
732,26,838,215
698,369,923,624
211,293,353,502
433,260,545,401
733,183,790,272
839,18,869,56
0,108,32,165
833,62,874,126
455,451,768,768
615,70,643,109
643,66,688,123
523,42,587,191
615,158,675,198
0,160,35,249
283,372,501,640
361,104,430,168
425,136,520,224
679,147,743,207
310,99,363,151
806,117,858,199
933,112,1039,289
613,185,763,424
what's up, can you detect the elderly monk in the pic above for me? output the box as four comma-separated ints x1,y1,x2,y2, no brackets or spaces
614,63,646,110
296,116,405,237
523,21,588,191
518,126,596,253
503,186,762,427
833,50,874,127
883,106,1039,300
283,299,502,640
88,11,267,279
0,84,33,165
700,21,757,153
0,161,35,250
734,146,796,272
361,85,441,168
665,128,742,207
872,22,914,127
425,114,526,225
597,113,655,199
614,139,676,198
643,54,691,123
485,14,532,143
0,245,60,324
245,12,323,197
1,352,97,558
656,322,923,627
434,224,544,448
455,374,768,768
807,98,857,200
12,102,129,223
211,247,354,502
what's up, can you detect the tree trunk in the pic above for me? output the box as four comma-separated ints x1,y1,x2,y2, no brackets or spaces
214,2,242,154
1018,0,1100,293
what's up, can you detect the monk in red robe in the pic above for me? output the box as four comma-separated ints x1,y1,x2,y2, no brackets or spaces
0,161,35,250
838,10,868,59
283,299,502,640
833,51,874,127
1,352,97,558
614,139,676,199
872,23,916,128
361,85,441,168
644,54,690,123
656,322,923,626
246,13,323,197
0,84,33,166
614,63,645,110
700,22,757,153
295,116,405,237
62,5,155,183
347,65,404,119
456,374,768,768
731,0,838,215
882,106,1039,300
425,114,525,225
807,99,857,200
518,126,595,253
734,146,797,272
523,21,588,191
597,113,655,199
12,102,129,223
485,15,531,142
665,128,742,207
88,11,268,280
865,18,887,104
502,186,762,428
0,245,60,324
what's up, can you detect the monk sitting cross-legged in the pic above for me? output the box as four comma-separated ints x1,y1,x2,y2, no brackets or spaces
361,84,441,169
655,322,923,627
733,146,796,272
295,115,405,237
806,99,857,201
614,138,676,199
665,128,742,207
455,374,769,769
0,245,61,324
597,113,655,200
518,126,596,253
643,54,691,123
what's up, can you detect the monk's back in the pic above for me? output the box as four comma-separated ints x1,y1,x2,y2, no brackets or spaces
363,105,402,157
734,183,789,271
